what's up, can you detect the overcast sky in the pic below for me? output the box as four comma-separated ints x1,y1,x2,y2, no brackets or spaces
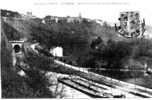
1,0,152,25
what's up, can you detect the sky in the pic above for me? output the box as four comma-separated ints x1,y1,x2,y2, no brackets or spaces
0,0,152,25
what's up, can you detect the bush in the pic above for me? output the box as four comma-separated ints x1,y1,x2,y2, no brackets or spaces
2,22,21,40
86,38,152,69
1,31,35,98
1,30,53,98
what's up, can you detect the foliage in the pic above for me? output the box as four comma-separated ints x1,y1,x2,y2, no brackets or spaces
88,38,152,69
2,22,21,40
1,29,53,98
1,31,34,98
1,9,21,18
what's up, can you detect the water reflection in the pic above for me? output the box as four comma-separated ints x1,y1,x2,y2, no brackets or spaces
90,69,152,89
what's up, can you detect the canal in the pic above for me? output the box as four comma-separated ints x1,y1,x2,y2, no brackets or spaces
90,69,152,89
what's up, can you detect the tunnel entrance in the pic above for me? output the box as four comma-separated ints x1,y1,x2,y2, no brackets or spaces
13,44,21,53
9,40,24,54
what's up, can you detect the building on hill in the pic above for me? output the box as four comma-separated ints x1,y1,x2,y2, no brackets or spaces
43,16,62,24
43,14,83,24
66,14,83,23
66,16,82,23
21,12,37,19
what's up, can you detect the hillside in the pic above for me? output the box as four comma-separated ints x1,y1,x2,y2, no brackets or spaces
1,26,34,98
2,10,152,67
1,9,124,62
1,10,54,98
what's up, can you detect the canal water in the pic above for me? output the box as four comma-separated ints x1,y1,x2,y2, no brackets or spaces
90,69,152,89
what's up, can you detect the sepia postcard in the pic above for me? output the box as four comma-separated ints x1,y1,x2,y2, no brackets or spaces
0,0,152,99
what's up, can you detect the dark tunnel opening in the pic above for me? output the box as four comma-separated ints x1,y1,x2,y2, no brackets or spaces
14,44,21,53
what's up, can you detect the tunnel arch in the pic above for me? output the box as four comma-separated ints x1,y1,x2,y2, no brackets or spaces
13,44,21,53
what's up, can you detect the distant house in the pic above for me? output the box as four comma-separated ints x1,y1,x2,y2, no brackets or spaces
44,15,72,24
21,12,37,19
50,46,63,57
66,16,83,23
43,14,84,24
66,16,75,23
43,16,59,24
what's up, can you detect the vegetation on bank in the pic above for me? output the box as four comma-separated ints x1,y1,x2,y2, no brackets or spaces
86,38,152,68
